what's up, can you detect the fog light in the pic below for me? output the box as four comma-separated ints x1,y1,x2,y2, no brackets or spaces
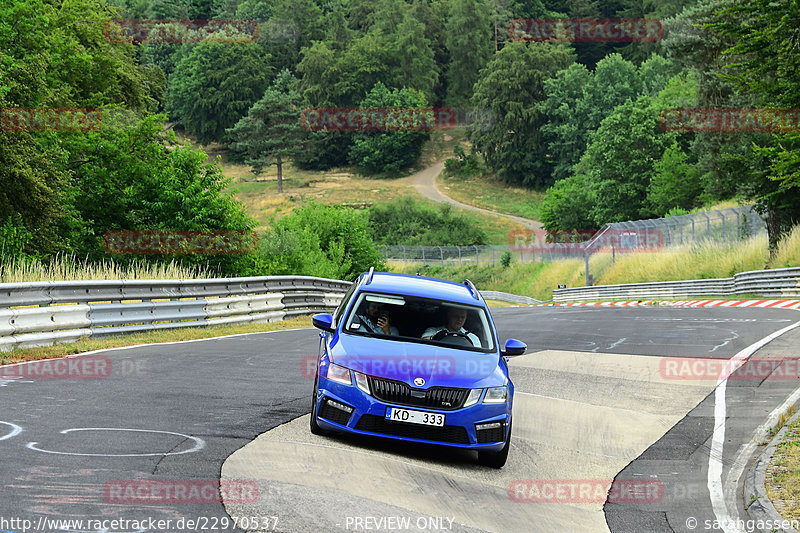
327,400,353,413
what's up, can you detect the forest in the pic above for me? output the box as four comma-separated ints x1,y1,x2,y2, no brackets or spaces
1,0,798,278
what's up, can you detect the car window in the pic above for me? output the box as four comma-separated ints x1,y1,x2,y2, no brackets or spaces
332,281,357,327
343,292,496,352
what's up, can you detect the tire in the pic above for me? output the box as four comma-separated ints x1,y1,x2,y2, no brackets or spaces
310,374,327,436
477,421,511,468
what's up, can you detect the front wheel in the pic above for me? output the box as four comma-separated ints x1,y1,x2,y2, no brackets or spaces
310,374,327,436
477,421,511,468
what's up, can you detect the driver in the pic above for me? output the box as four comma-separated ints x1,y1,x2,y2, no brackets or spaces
421,307,481,347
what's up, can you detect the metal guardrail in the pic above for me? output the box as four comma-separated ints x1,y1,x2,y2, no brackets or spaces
552,267,800,302
481,291,542,306
0,276,352,352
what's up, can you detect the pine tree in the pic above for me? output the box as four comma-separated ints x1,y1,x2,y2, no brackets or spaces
227,70,305,193
445,0,492,108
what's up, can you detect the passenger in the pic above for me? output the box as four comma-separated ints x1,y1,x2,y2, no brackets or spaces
355,301,399,336
421,307,481,347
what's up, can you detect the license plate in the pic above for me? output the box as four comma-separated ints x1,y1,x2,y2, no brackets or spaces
385,407,445,427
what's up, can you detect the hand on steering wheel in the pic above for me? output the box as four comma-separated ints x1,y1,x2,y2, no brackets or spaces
433,330,471,341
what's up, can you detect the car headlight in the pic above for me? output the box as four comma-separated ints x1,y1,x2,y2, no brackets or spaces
353,371,370,394
483,386,508,403
463,388,483,407
327,363,352,385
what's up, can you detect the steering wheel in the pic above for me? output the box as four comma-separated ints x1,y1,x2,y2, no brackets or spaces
432,330,475,347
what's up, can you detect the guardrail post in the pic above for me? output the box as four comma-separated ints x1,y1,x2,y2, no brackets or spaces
437,246,444,267
457,246,462,266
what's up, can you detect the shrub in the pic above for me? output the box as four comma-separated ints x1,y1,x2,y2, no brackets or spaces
368,197,487,245
443,145,485,178
242,203,385,280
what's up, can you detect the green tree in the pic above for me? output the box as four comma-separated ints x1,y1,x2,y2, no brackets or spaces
410,0,450,104
539,62,590,181
539,173,596,230
388,11,439,103
445,0,493,107
166,42,272,144
540,54,643,184
347,83,430,176
714,0,800,251
0,0,158,256
646,141,702,216
227,70,305,193
577,96,676,224
471,42,575,187
61,115,253,266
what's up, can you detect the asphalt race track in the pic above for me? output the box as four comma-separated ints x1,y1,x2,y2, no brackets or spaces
2,306,799,533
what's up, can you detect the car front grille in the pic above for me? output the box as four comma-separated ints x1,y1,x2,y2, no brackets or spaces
355,415,470,444
367,377,469,410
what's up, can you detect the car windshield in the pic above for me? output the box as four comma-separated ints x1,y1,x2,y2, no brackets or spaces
343,292,496,352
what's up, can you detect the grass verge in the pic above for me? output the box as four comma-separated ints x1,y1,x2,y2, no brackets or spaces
0,255,209,283
0,316,312,365
766,409,800,522
438,172,545,222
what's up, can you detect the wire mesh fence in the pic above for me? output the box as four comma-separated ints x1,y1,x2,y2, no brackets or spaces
381,206,767,267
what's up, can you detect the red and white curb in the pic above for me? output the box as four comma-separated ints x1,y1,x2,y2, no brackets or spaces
523,300,800,309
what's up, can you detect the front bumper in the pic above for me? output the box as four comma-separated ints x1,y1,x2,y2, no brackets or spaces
314,376,511,452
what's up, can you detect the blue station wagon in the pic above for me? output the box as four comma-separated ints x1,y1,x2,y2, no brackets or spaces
309,269,526,468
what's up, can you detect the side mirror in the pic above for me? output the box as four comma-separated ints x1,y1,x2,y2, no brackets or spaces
312,313,335,333
502,338,526,357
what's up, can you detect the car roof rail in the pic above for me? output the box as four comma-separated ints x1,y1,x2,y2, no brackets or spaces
463,279,480,300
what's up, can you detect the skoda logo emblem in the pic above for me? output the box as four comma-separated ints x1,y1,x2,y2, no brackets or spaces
414,377,425,387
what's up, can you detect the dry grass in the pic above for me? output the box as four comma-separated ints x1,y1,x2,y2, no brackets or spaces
388,227,799,300
767,413,800,522
223,160,525,243
774,225,800,268
595,235,771,286
439,172,545,222
225,161,417,230
0,255,209,283
0,316,312,364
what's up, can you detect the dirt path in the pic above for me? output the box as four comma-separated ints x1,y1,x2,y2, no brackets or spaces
400,162,543,230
